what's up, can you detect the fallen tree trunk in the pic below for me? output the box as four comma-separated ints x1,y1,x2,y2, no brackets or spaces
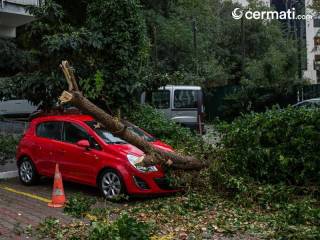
59,61,207,170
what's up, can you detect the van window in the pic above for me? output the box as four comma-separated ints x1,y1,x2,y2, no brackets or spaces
146,90,170,109
174,90,198,109
36,122,62,140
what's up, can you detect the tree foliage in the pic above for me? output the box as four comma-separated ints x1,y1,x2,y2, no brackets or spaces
0,0,148,109
0,0,299,110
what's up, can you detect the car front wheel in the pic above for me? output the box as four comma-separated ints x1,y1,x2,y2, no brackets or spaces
99,169,124,199
18,158,39,185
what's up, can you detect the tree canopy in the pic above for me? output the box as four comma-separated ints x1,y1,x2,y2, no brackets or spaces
0,0,300,110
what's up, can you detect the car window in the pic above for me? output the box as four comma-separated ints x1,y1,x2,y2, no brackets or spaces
63,122,90,144
174,90,198,109
296,101,318,108
36,122,62,141
63,122,101,150
146,90,170,109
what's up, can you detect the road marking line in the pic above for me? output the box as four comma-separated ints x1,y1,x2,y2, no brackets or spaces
0,185,51,203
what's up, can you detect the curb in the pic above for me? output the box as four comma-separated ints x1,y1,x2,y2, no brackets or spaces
0,170,18,179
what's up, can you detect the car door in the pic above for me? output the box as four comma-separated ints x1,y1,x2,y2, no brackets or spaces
32,121,63,176
172,89,199,126
55,121,100,185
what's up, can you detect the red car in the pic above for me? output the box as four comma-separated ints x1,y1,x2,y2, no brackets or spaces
16,114,176,199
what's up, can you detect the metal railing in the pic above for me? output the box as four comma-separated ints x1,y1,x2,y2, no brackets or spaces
0,120,28,136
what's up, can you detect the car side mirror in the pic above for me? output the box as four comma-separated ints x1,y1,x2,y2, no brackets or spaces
76,139,90,149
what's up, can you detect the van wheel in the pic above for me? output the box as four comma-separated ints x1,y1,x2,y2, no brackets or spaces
98,169,124,199
18,158,39,185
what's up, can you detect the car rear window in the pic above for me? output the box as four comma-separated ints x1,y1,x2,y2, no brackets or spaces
36,121,62,140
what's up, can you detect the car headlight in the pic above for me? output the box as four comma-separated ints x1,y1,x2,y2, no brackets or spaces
127,154,158,172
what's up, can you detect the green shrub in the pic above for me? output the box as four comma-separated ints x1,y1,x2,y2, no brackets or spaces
0,135,19,165
64,193,96,218
126,104,213,160
89,214,152,240
36,217,61,238
215,107,320,185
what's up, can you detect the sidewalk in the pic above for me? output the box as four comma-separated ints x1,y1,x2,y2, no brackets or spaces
0,178,78,239
0,159,18,179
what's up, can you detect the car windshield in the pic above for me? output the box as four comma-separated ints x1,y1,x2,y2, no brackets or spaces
295,101,320,108
86,121,126,144
126,124,156,142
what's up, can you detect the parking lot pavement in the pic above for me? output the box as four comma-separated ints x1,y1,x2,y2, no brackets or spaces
0,177,97,239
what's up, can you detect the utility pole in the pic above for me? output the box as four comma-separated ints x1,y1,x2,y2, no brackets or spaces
240,16,245,80
153,26,158,71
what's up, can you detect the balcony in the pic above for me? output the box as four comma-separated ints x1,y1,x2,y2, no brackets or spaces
0,0,40,38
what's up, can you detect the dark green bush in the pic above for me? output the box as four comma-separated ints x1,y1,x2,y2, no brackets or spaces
216,107,320,185
0,135,19,165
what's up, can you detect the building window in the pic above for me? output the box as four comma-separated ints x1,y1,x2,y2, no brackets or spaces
314,55,320,71
317,71,320,84
314,18,320,28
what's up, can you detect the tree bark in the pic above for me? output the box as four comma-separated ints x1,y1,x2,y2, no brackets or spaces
58,61,207,170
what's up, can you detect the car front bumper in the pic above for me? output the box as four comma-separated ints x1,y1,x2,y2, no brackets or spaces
122,166,179,195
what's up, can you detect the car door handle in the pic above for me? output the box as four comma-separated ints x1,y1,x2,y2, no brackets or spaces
57,149,66,154
84,152,99,160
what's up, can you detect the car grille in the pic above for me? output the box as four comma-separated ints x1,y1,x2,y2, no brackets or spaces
133,176,150,190
154,177,174,190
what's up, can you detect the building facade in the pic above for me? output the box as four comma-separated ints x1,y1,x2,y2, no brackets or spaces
304,0,320,84
0,0,39,38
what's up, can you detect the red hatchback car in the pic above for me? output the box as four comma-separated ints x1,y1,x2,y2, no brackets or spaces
16,114,176,199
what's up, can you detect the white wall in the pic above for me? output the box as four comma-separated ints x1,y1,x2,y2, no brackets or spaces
303,0,319,84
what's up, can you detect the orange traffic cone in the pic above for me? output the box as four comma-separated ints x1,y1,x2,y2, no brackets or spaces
48,163,66,208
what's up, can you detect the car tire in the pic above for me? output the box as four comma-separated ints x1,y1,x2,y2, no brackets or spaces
18,157,39,185
98,169,125,200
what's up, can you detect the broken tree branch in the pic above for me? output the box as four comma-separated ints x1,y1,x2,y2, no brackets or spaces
58,60,207,170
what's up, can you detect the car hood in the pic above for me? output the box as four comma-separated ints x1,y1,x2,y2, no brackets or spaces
151,140,173,152
105,140,173,157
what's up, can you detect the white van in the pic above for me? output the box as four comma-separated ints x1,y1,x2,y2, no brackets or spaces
141,85,205,133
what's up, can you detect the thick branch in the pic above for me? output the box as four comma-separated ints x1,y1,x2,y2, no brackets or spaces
59,61,207,170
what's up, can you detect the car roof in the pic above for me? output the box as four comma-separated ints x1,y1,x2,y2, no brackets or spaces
33,114,94,122
301,98,320,102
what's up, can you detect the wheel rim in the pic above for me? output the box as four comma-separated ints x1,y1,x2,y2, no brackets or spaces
19,161,33,183
102,172,122,198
